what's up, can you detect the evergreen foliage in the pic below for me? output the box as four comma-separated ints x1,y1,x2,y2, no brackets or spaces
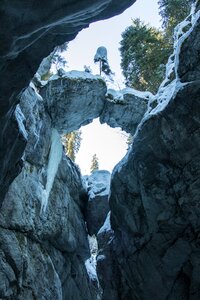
119,0,193,93
41,70,53,81
120,19,170,93
63,130,82,161
90,154,99,173
158,0,193,38
52,42,68,71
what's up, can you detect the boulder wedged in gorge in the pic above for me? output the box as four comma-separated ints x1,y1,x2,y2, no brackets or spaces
100,88,150,134
41,71,107,134
0,0,136,201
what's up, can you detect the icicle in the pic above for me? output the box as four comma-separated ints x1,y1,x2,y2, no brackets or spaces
40,129,63,213
15,104,28,140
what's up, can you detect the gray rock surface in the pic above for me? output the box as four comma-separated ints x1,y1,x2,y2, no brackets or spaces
178,8,200,82
0,0,136,201
100,88,150,134
97,8,200,300
96,214,119,300
0,84,96,299
1,2,200,300
41,71,107,134
84,170,111,236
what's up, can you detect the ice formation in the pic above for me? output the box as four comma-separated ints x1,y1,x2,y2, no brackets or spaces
41,129,63,213
15,104,28,140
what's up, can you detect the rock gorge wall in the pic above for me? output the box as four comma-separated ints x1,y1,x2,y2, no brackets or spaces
97,4,200,300
0,82,94,299
0,1,200,300
0,0,136,201
0,68,146,299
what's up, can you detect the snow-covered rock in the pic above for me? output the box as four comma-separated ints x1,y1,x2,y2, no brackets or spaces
41,71,107,134
100,88,150,134
97,4,200,300
96,212,117,300
0,84,96,300
84,170,111,235
0,0,136,202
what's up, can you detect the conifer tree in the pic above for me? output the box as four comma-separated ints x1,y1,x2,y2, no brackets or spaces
94,46,113,77
63,130,82,161
120,19,169,93
90,154,99,173
158,0,193,39
119,0,192,93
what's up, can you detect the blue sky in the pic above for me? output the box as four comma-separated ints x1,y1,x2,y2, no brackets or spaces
65,0,161,174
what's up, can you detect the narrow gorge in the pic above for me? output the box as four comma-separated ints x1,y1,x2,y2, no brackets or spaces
0,1,200,299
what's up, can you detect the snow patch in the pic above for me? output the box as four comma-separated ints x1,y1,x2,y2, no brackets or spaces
85,170,111,199
50,70,103,81
29,81,43,101
98,211,112,234
15,104,28,140
96,255,106,262
85,258,98,282
146,1,200,116
106,88,154,104
41,129,63,213
85,235,99,282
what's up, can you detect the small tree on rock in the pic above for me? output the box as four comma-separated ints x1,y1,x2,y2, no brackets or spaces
94,46,113,77
90,154,99,173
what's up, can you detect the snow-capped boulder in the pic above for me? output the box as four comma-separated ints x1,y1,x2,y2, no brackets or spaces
100,88,151,134
84,170,111,236
41,71,107,134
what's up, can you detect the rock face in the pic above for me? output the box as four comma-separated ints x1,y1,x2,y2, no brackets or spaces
0,67,149,298
84,170,111,236
0,0,136,201
41,71,107,134
97,6,200,300
1,2,200,300
96,213,119,300
0,83,95,299
100,88,150,134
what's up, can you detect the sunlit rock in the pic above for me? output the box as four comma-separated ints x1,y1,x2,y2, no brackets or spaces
100,88,151,134
0,0,136,201
41,71,107,134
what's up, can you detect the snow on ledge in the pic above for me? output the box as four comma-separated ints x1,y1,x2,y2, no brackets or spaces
106,87,154,103
50,70,103,82
98,211,112,234
85,170,111,200
15,104,28,140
